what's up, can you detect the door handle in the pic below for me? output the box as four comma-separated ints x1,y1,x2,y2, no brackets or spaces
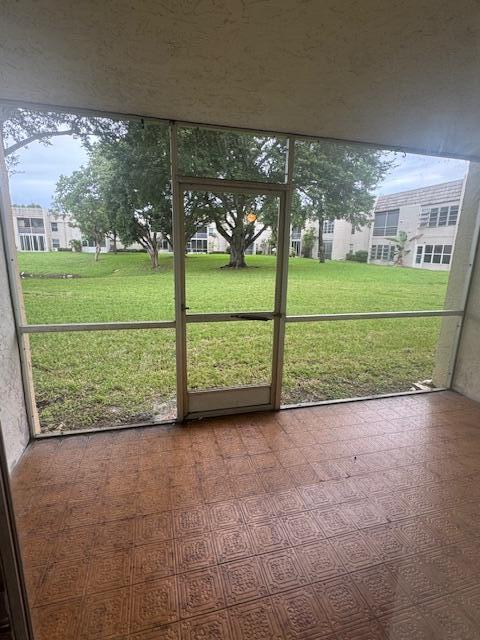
230,314,271,321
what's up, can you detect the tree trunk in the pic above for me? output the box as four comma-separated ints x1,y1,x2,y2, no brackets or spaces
95,241,101,262
227,240,247,268
317,218,325,263
148,245,159,269
112,232,117,253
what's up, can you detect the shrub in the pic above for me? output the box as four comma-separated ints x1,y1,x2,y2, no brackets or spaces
69,239,82,252
348,250,368,263
301,229,316,259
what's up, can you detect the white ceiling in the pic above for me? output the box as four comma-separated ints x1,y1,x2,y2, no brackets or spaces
1,0,480,159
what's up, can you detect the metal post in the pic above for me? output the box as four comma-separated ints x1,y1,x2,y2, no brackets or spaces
0,129,40,436
170,122,187,420
271,136,295,409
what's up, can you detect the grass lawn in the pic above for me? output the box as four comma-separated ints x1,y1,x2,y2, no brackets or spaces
18,252,450,432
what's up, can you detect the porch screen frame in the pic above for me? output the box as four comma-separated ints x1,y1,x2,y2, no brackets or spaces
0,101,475,437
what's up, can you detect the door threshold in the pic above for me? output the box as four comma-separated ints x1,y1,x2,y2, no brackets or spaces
280,386,448,410
31,387,449,439
186,403,275,421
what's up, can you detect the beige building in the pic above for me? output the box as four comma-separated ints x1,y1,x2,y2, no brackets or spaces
369,179,464,270
12,205,111,253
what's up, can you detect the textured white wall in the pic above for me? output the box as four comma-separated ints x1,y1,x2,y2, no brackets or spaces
433,163,480,392
0,229,30,469
1,1,480,159
0,143,30,470
451,164,480,400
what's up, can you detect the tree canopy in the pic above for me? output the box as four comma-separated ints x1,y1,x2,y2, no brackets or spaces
2,108,393,268
294,140,394,261
0,106,120,169
53,151,112,261
178,128,288,267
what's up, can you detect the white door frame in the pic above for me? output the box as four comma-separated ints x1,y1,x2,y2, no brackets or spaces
173,174,292,420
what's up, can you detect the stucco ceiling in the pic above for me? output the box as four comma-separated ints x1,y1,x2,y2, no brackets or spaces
1,0,480,159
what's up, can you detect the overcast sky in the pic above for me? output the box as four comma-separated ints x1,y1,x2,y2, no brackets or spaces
8,136,468,208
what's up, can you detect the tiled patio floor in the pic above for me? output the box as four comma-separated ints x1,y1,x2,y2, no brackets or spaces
10,390,480,639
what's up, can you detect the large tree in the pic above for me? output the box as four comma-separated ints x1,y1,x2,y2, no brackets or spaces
294,140,393,262
98,123,172,268
54,158,112,261
179,129,392,267
52,122,212,268
179,128,287,268
94,122,214,268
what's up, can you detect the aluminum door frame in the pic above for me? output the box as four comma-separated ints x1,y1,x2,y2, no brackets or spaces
172,149,294,420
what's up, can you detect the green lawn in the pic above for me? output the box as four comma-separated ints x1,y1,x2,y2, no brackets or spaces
18,252,450,432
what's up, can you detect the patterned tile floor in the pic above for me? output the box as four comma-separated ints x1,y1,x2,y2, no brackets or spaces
10,390,480,639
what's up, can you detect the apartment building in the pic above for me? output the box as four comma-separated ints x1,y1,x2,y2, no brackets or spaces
369,179,464,270
12,205,111,253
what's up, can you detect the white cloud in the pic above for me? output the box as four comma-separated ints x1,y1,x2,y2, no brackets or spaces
378,151,468,195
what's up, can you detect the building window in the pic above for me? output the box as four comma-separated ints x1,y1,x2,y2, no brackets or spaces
160,239,171,251
373,209,399,236
323,240,333,259
291,239,301,256
448,206,459,226
291,226,302,240
19,235,31,251
421,244,452,265
193,226,208,238
323,220,334,234
419,205,459,228
187,238,208,253
52,238,60,249
415,246,423,264
82,237,106,248
16,216,45,233
19,234,46,251
30,218,45,231
51,222,58,232
370,244,395,261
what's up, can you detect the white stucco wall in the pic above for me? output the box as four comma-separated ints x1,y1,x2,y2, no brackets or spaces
448,163,480,401
351,225,371,254
330,219,350,259
2,2,480,162
0,145,30,470
454,265,480,401
432,163,478,391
